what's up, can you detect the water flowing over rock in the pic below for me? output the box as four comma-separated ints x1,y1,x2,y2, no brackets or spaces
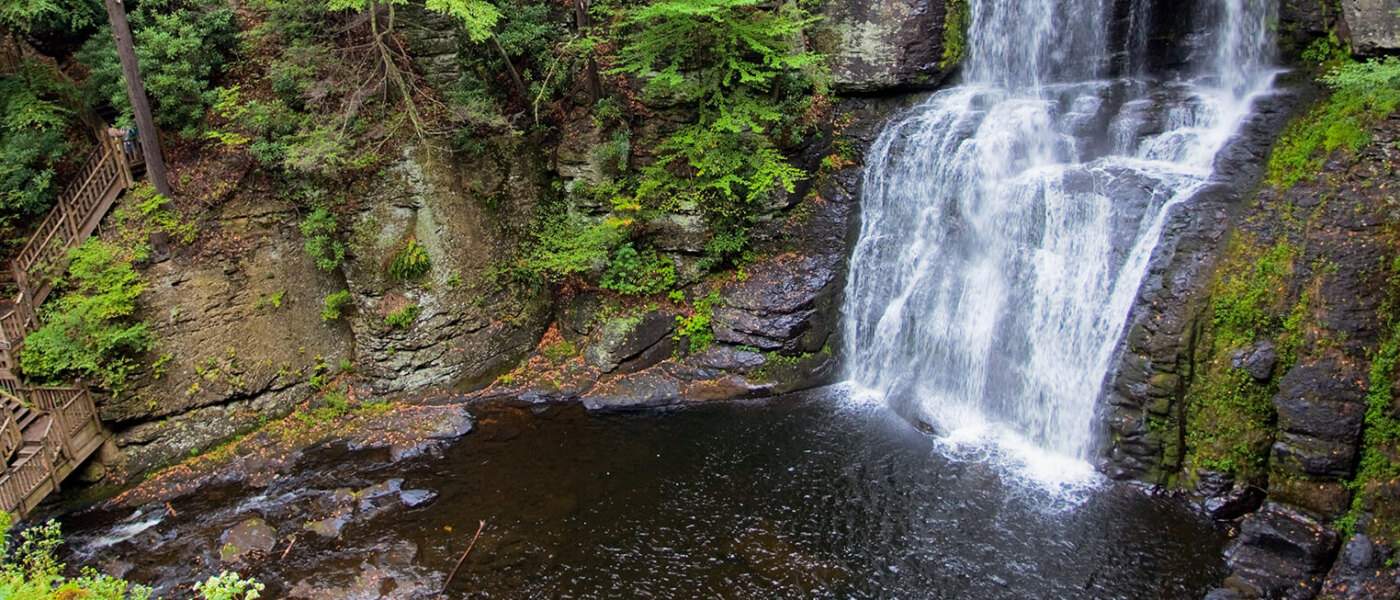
842,0,1276,468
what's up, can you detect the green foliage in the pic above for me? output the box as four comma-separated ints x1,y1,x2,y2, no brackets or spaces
77,0,238,138
1,514,264,599
1267,57,1400,190
610,0,826,260
1184,237,1303,481
324,0,500,41
0,516,154,600
299,207,345,272
384,304,420,328
513,211,624,283
321,290,354,321
592,130,631,177
674,292,720,352
389,239,431,281
110,184,198,246
1211,241,1302,349
0,0,100,33
193,571,265,600
0,59,77,226
255,291,286,310
540,339,576,363
205,4,381,179
600,243,676,296
21,240,150,392
941,0,969,68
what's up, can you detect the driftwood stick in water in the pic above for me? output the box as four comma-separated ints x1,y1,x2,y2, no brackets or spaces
280,535,297,560
441,520,486,597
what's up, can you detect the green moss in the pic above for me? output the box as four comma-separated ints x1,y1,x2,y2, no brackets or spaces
1266,57,1400,190
1183,236,1304,482
1339,256,1400,543
541,340,577,363
941,0,970,69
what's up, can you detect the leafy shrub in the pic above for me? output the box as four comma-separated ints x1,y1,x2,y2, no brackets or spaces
0,60,77,226
384,304,420,328
78,0,238,138
514,211,624,283
674,292,720,352
299,207,345,272
193,571,265,600
1267,56,1400,189
1,515,155,599
609,0,826,260
321,290,354,321
601,243,675,296
389,239,431,281
1,513,265,599
21,240,150,392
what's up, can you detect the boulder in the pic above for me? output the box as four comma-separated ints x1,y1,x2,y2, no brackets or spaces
1216,503,1341,599
584,311,677,373
820,0,955,93
220,518,278,563
1231,341,1279,382
1342,0,1400,56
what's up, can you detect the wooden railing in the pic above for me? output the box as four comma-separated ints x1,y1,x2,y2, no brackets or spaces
0,411,18,465
0,129,139,379
0,383,105,518
0,440,50,516
0,123,137,520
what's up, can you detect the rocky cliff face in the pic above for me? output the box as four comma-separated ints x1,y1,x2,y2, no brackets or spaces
90,0,938,481
1342,0,1400,56
1099,5,1400,596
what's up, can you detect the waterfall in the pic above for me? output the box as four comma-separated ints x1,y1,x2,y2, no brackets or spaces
842,0,1276,482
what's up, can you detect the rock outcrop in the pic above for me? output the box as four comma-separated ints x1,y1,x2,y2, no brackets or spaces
113,197,355,475
820,0,956,93
341,143,552,394
1342,0,1400,56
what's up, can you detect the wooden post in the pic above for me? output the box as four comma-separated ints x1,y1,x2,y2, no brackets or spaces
102,0,174,198
109,130,134,187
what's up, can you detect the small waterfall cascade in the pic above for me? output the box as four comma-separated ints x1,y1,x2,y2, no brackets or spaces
842,0,1276,480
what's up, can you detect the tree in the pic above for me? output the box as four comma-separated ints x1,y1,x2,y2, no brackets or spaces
101,0,172,197
326,0,501,134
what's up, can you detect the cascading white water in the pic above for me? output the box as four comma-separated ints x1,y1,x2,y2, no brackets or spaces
842,0,1276,483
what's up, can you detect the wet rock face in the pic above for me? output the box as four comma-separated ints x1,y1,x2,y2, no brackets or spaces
820,0,954,93
1342,0,1400,56
345,144,552,394
1318,534,1400,599
1212,503,1341,600
110,198,355,476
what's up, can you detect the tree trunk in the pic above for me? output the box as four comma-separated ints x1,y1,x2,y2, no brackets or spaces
574,0,601,102
490,37,528,101
102,0,173,198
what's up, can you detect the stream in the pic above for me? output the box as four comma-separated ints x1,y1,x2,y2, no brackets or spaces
59,389,1225,599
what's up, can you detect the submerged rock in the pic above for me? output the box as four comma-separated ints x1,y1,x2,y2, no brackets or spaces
220,517,278,563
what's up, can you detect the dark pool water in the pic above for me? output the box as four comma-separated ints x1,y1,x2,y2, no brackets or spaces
59,389,1226,599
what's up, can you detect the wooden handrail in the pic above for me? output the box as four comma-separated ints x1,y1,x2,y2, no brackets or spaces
0,123,135,518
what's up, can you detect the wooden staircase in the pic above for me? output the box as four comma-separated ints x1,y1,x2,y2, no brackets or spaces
0,127,141,519
0,383,107,518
